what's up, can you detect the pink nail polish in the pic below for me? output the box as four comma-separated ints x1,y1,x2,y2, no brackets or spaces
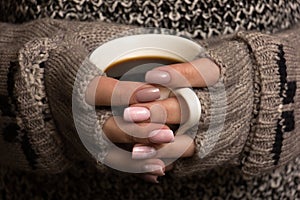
145,70,171,84
143,164,165,176
149,129,174,143
123,107,150,122
132,146,156,159
135,88,160,102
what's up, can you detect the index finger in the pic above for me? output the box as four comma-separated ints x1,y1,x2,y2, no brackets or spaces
145,58,220,88
85,76,161,106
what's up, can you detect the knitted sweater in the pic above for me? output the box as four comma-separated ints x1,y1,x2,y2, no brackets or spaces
1,0,300,39
0,0,300,180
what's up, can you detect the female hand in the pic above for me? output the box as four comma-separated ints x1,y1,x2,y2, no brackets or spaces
124,57,220,182
85,73,174,180
85,57,220,183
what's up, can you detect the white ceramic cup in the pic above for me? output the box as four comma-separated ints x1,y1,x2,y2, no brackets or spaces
89,34,203,135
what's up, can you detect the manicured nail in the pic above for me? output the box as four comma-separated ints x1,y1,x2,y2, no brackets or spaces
123,107,150,122
143,164,165,176
149,129,174,143
135,87,160,102
141,174,159,184
132,146,156,159
145,70,171,84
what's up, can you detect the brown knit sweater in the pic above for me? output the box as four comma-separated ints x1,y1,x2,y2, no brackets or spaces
0,18,299,178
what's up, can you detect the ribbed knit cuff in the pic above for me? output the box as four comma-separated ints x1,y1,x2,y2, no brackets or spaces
13,36,71,172
173,37,254,176
236,32,300,178
173,31,300,178
0,19,71,172
0,19,66,96
12,33,115,172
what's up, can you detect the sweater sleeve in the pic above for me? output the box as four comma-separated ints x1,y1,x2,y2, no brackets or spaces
0,18,133,173
0,19,72,172
1,18,299,177
173,24,300,178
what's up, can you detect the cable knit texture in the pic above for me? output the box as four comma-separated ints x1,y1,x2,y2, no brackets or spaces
0,19,137,172
1,0,300,39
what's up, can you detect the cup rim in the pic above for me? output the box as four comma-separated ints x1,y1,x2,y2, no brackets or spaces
89,33,202,136
89,34,205,71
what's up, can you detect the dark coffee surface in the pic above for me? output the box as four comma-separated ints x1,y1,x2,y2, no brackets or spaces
105,56,181,81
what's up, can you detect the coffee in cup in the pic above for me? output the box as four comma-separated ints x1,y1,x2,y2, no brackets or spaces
105,55,182,82
89,34,203,135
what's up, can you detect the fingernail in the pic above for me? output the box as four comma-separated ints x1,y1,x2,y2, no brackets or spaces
132,146,156,159
135,87,160,102
145,70,171,84
143,164,165,176
149,129,174,143
123,107,150,122
141,174,159,184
